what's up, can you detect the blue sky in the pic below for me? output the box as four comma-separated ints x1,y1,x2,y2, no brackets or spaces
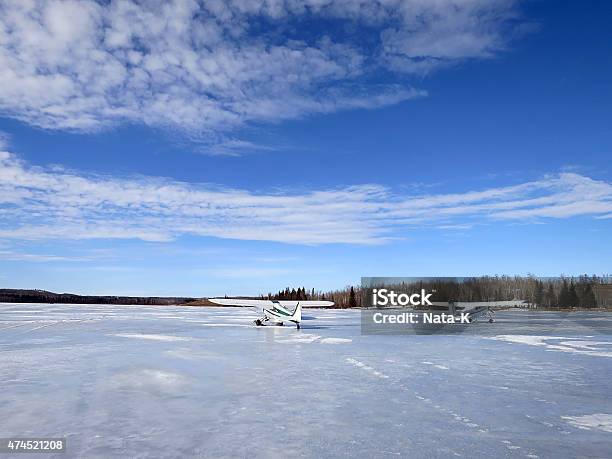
0,0,611,296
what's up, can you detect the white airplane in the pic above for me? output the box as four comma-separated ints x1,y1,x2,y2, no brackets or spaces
208,298,334,329
427,299,528,323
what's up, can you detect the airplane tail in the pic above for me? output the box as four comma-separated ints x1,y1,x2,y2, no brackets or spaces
290,302,302,324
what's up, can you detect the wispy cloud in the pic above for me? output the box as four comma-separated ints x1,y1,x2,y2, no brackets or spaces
204,139,279,157
0,250,90,263
0,0,522,146
0,131,9,150
1,152,611,246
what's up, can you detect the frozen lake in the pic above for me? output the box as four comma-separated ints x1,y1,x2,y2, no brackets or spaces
1,304,612,458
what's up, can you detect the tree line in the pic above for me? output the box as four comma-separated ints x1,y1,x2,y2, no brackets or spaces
266,275,610,309
0,289,195,305
264,285,359,308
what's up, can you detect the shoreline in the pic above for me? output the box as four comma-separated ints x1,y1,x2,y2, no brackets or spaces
2,301,612,312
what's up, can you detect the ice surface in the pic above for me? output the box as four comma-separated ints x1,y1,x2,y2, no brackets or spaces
1,304,612,458
561,414,612,433
112,333,195,342
488,335,612,358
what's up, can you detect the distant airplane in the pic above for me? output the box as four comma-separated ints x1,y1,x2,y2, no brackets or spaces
208,298,334,329
426,300,529,323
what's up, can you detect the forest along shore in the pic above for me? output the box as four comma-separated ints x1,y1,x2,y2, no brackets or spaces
0,289,198,306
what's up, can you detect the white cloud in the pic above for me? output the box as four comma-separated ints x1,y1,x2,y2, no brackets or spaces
0,0,521,144
0,248,104,263
1,152,610,246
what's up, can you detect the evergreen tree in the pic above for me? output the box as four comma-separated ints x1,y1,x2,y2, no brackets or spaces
349,286,358,308
568,282,579,308
559,279,570,308
580,284,597,308
534,281,544,307
545,283,556,308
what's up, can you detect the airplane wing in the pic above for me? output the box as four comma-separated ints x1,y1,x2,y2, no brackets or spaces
277,300,335,308
428,300,527,310
208,298,334,308
456,300,527,310
208,298,272,308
